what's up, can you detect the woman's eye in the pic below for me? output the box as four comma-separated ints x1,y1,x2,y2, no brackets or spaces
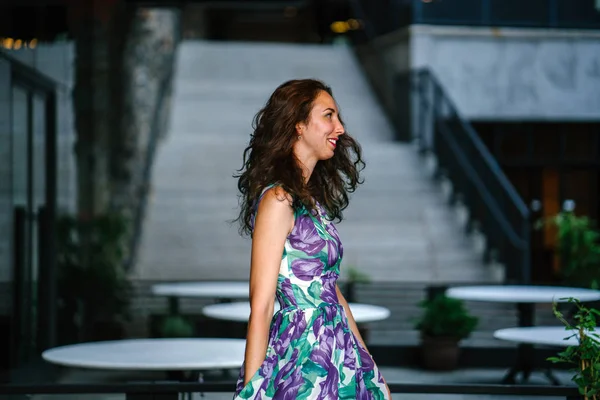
325,113,332,118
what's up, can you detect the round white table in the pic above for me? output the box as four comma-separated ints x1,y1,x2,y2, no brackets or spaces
151,281,249,314
446,285,600,385
446,285,600,305
493,326,583,348
42,338,246,371
152,282,249,299
202,301,391,324
493,326,595,386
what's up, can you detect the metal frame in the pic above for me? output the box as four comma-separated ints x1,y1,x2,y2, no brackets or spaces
1,49,59,362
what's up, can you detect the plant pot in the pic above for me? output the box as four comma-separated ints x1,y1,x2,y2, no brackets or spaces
420,335,461,370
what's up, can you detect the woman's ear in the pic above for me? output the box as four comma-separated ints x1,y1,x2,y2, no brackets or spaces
295,122,304,135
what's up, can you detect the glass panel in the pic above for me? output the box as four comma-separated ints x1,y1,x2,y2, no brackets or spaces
418,0,484,25
564,124,596,161
11,87,27,209
532,130,560,160
0,62,11,378
30,93,47,354
490,0,549,26
562,168,598,219
557,0,600,27
10,85,42,364
499,131,528,159
11,85,31,364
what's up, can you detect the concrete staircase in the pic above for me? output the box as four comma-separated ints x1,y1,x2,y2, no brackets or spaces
134,40,501,286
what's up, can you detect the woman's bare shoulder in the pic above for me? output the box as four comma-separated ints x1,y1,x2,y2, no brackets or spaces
259,185,293,209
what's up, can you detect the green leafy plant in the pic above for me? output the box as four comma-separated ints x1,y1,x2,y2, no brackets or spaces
341,265,371,302
537,212,600,289
159,315,195,338
345,265,371,284
548,298,600,400
56,212,133,343
414,295,478,339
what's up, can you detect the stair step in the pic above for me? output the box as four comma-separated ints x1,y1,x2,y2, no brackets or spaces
136,41,498,286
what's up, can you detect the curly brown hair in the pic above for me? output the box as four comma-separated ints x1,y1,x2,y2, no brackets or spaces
234,79,365,237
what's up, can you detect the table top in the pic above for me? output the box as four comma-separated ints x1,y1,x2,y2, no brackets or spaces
446,285,600,304
151,281,249,299
202,301,391,324
42,338,246,371
493,326,592,347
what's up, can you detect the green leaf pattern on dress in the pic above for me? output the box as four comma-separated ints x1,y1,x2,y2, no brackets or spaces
234,185,389,399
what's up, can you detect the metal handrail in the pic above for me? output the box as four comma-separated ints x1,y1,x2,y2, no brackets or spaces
424,70,529,219
413,68,531,283
348,0,532,283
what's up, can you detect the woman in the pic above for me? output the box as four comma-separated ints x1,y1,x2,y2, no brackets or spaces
233,79,391,399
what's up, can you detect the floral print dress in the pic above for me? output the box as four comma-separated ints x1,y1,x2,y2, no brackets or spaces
233,185,389,399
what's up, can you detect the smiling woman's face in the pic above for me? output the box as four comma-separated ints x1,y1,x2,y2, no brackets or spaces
294,90,345,164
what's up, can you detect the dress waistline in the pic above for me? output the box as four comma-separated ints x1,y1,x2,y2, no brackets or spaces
277,302,343,313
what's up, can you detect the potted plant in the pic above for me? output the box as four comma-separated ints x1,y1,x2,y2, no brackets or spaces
56,212,133,343
341,265,371,303
414,294,478,370
548,298,600,400
537,211,600,289
159,315,195,338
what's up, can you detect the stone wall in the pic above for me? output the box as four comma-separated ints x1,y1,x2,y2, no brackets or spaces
411,25,600,121
112,9,179,212
355,25,600,140
112,9,180,268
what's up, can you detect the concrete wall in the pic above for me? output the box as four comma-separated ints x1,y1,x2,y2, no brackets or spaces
411,25,600,121
356,25,600,139
0,43,76,314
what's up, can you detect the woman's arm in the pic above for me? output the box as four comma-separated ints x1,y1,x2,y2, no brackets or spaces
335,284,369,352
243,187,294,386
336,284,391,398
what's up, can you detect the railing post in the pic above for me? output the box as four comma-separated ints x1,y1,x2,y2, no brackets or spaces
482,0,491,26
521,220,531,284
548,0,558,27
413,0,423,24
427,285,448,301
415,71,427,153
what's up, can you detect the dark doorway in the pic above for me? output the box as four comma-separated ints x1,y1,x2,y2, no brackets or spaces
473,121,600,284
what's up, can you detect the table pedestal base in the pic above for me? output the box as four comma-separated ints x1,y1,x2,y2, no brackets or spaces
501,344,561,386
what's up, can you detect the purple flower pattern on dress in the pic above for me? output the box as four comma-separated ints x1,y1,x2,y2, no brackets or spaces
288,216,325,256
320,271,338,304
290,258,323,281
234,192,388,399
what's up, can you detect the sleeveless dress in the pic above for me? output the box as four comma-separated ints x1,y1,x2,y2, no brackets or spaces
233,185,389,400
